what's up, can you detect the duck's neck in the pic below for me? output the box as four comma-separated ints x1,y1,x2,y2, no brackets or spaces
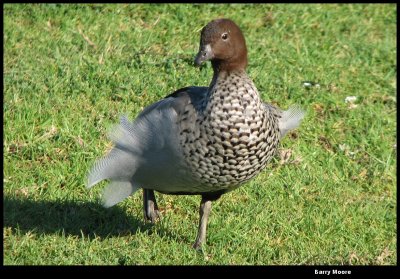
205,68,263,111
211,54,248,74
209,68,245,90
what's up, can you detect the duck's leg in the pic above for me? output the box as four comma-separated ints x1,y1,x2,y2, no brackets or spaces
193,197,212,251
193,192,225,250
143,189,160,223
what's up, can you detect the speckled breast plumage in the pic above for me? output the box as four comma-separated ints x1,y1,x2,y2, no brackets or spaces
178,71,280,192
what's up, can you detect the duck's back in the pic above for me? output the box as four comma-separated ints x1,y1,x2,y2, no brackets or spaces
87,86,209,195
88,80,303,202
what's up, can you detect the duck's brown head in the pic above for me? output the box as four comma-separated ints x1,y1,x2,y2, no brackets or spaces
194,18,248,72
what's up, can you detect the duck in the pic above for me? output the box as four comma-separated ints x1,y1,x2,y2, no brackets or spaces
87,18,305,250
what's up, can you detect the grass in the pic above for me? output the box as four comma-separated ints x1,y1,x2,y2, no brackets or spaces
3,3,396,265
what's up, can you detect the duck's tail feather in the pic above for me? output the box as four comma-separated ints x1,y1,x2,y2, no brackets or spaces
278,105,305,138
101,180,140,208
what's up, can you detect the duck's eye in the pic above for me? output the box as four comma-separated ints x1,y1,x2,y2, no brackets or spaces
221,33,228,40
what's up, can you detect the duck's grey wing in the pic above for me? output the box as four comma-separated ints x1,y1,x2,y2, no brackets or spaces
87,86,208,207
263,103,305,138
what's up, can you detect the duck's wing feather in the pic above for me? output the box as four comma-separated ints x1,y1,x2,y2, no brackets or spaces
87,86,208,206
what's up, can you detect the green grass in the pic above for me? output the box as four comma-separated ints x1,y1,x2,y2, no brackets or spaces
4,3,396,265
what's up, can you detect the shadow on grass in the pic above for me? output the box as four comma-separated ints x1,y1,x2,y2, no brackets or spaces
3,196,184,242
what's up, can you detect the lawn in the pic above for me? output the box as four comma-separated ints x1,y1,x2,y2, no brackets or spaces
3,3,396,265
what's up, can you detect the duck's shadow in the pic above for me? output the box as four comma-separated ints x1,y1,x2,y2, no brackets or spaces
3,196,184,242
